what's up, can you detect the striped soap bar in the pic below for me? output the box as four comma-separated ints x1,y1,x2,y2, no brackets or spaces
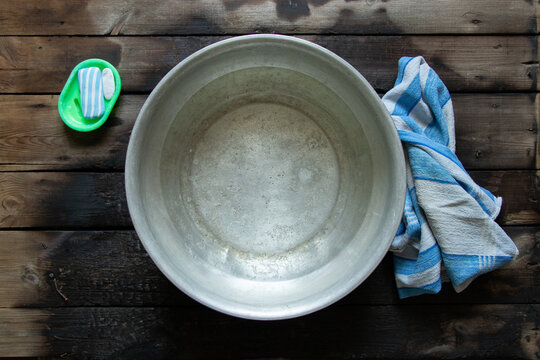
78,67,105,119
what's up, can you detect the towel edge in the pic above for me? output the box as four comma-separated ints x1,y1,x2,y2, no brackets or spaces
492,197,503,220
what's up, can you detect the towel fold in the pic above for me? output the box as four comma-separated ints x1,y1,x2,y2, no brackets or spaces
78,67,105,119
382,56,518,299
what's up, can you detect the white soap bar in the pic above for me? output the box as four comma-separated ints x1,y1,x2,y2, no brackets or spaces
101,68,115,100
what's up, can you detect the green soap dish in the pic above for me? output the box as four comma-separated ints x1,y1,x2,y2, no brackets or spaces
58,59,121,132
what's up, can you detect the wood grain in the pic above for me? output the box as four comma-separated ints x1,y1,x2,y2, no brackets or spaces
0,305,538,359
0,172,130,229
470,171,540,226
0,1,537,359
453,93,537,170
537,94,540,171
0,308,50,357
0,227,536,308
0,170,537,229
0,95,137,171
0,94,536,171
0,0,536,35
0,36,536,94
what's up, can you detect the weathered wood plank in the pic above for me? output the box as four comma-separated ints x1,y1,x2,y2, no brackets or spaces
453,93,537,170
0,172,130,229
0,305,537,359
0,36,536,94
0,231,188,308
0,95,137,171
0,227,536,308
0,308,50,357
537,94,540,171
0,94,536,171
470,171,540,226
0,0,536,35
0,171,537,229
537,1,540,38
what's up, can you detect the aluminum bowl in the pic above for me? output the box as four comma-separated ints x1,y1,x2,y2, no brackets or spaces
125,34,405,320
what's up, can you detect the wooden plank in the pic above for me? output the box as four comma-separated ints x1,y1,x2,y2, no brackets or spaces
0,231,193,307
470,171,540,226
0,0,535,35
0,308,50,357
0,171,537,229
0,94,536,171
0,172,130,229
0,95,139,171
453,93,537,170
0,36,536,94
0,227,536,308
537,1,540,36
0,305,537,359
537,94,540,171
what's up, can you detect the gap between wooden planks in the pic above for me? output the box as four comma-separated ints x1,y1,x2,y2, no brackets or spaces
0,227,536,308
0,0,536,35
0,36,537,93
0,304,538,358
0,93,537,171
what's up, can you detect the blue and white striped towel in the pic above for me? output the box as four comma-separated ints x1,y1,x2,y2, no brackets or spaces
78,67,105,119
382,56,518,299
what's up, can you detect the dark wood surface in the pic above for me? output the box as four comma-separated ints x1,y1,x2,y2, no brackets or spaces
0,1,538,359
0,94,537,171
0,36,536,93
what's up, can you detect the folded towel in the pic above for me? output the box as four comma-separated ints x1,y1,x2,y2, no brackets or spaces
78,67,105,119
382,56,519,299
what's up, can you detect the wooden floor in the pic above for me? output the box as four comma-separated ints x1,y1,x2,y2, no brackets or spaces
0,1,538,359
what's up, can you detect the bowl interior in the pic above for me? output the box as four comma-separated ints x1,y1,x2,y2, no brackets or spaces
126,35,404,319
